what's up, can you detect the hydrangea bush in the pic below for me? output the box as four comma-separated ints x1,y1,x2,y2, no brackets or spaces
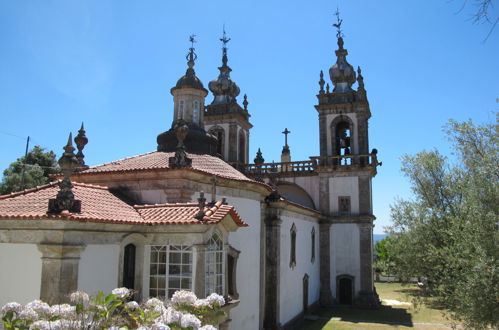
1,288,225,330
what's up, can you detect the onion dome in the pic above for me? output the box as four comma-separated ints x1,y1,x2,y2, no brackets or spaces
329,36,356,93
208,30,240,105
172,36,206,92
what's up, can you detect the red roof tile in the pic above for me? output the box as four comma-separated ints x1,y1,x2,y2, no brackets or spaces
0,182,247,227
78,151,253,182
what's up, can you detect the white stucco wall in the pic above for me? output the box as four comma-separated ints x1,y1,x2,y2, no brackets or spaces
224,196,261,330
0,243,42,306
325,113,358,155
330,223,360,297
329,176,359,214
279,215,320,325
78,245,120,295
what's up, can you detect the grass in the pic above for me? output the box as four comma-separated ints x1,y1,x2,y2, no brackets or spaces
296,282,456,329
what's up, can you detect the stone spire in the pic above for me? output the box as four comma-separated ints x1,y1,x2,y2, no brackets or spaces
208,28,241,105
74,122,88,171
329,9,356,93
172,35,206,92
48,133,81,214
356,66,367,100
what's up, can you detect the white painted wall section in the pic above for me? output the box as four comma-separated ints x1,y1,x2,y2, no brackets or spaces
78,245,120,295
329,176,359,214
224,196,261,330
279,215,320,325
330,224,360,297
0,243,42,306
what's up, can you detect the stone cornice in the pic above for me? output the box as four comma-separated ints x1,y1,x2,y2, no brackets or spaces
321,214,376,224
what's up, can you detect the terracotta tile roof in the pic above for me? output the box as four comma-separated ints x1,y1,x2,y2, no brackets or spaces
0,182,247,227
78,151,253,182
134,201,248,226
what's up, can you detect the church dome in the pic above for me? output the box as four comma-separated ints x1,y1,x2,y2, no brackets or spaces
329,37,356,93
175,63,205,91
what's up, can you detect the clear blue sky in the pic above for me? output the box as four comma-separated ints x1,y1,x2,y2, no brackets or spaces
0,1,497,233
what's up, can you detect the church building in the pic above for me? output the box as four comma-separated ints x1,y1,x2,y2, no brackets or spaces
0,21,381,330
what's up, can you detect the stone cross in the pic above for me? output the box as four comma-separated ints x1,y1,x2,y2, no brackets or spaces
210,175,217,203
282,128,291,147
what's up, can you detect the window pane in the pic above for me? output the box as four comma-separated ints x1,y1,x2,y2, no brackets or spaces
169,264,180,275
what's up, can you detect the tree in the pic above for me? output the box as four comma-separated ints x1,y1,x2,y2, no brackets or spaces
374,236,394,275
454,0,498,41
0,146,59,195
386,114,498,328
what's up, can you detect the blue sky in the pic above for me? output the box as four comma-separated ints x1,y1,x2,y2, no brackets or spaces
0,0,497,233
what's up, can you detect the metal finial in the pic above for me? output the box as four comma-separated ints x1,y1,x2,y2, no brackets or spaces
186,34,198,64
333,7,344,39
319,70,325,93
220,26,231,66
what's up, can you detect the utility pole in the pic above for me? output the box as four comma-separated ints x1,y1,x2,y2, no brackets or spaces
20,136,30,191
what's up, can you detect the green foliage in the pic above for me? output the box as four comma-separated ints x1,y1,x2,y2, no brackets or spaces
386,114,499,329
374,237,394,275
0,146,59,195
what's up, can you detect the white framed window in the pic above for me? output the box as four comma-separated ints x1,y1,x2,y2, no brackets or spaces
149,245,192,299
178,100,184,119
205,233,224,296
290,223,297,268
193,100,200,123
311,227,316,263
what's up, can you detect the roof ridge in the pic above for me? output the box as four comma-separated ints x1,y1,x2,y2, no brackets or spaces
134,202,199,209
86,150,160,170
72,181,109,191
0,180,61,200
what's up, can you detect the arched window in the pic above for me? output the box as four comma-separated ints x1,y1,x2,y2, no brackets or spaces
178,100,184,120
123,244,136,289
205,232,224,296
209,127,225,157
238,130,246,163
193,100,200,124
290,223,297,268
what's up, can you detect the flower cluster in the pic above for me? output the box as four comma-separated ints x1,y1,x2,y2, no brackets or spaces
1,289,226,330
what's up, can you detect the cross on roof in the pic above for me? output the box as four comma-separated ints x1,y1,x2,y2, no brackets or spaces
282,128,291,147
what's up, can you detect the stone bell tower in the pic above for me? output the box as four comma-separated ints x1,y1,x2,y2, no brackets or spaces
203,29,252,163
315,11,380,308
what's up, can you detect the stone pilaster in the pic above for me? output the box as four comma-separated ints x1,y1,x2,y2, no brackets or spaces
37,244,86,305
356,223,379,308
319,221,333,306
319,113,327,158
263,206,282,330
318,174,330,215
228,123,237,162
358,176,371,215
193,244,207,298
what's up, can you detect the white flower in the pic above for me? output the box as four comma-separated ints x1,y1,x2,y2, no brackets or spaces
25,300,50,315
30,320,61,330
180,313,201,329
125,301,140,310
49,304,75,318
152,321,171,330
193,299,210,308
111,287,131,299
206,293,225,307
107,327,127,330
199,326,217,330
18,308,38,321
70,291,90,307
1,302,22,315
164,307,182,324
145,297,163,308
171,290,197,306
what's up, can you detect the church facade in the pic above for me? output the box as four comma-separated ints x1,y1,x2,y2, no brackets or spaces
0,26,380,330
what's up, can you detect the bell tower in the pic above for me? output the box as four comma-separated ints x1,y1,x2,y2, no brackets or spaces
204,29,252,163
315,11,380,308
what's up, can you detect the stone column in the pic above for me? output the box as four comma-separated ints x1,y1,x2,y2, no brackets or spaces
193,244,207,298
228,123,237,162
263,206,282,330
37,244,86,305
356,223,379,307
319,221,333,306
319,113,328,160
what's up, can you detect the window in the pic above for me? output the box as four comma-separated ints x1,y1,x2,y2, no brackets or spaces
205,233,224,296
149,245,192,299
209,127,225,157
290,223,297,268
338,196,351,215
123,244,136,289
178,100,184,119
311,227,315,263
193,100,200,124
